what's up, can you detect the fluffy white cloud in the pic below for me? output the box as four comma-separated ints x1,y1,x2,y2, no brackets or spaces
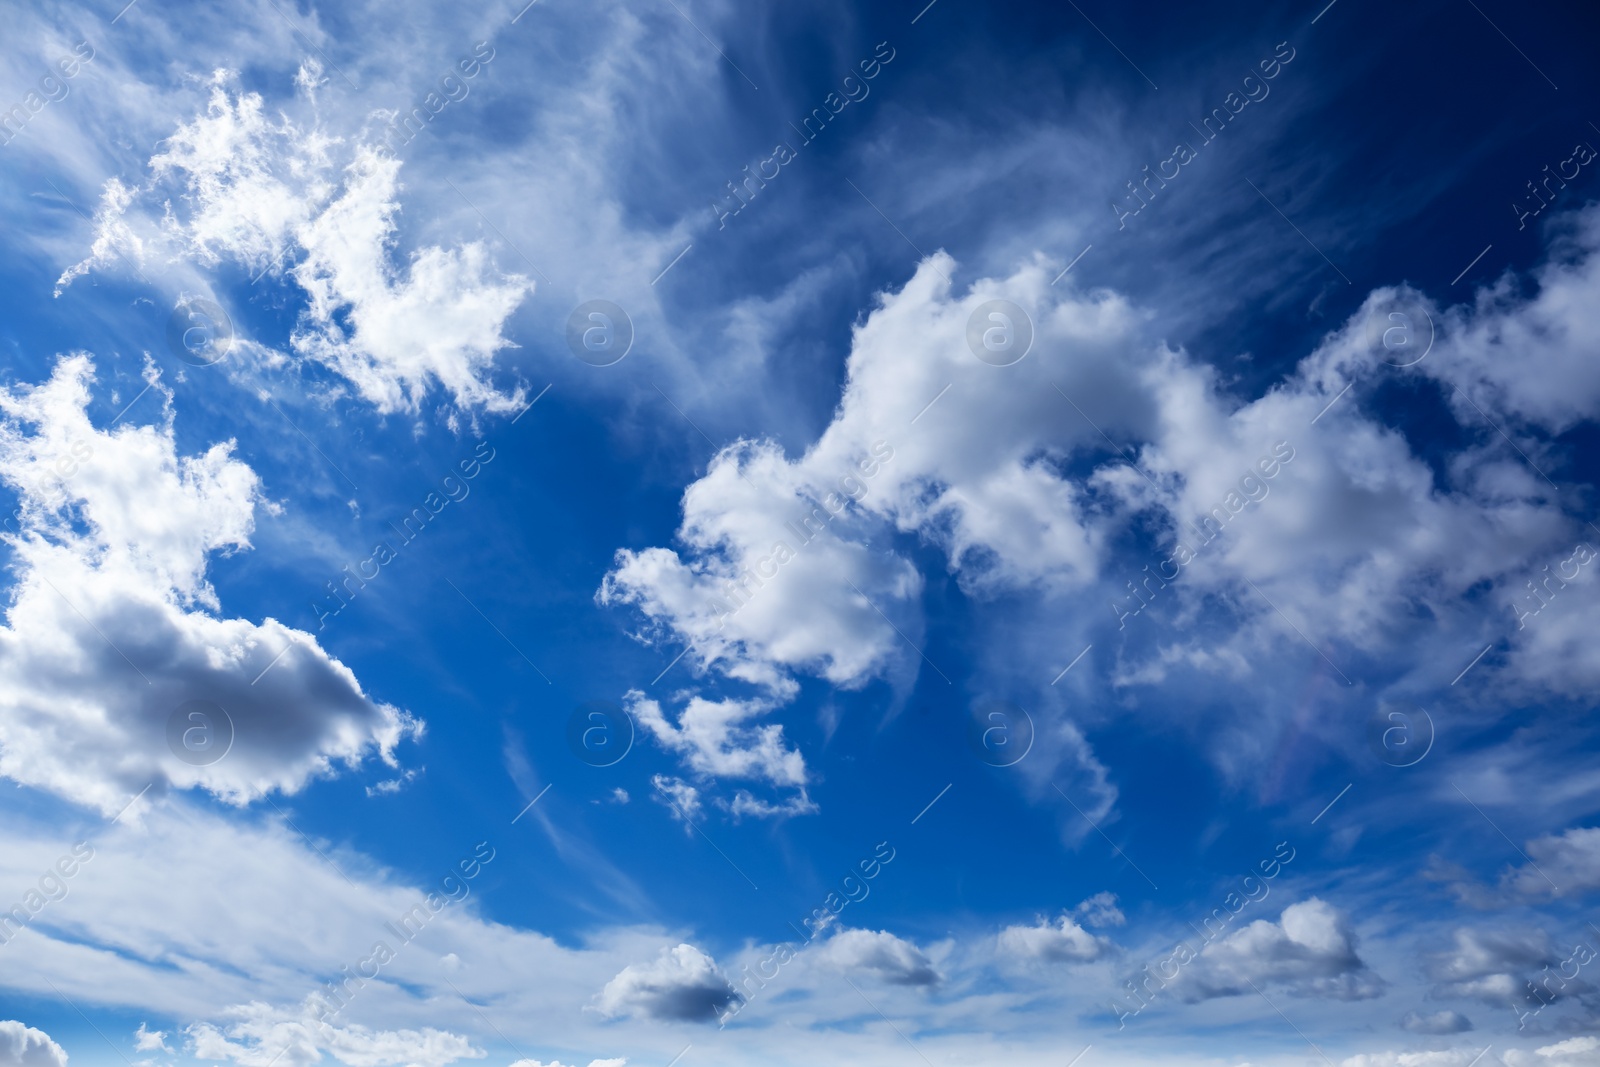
594,944,739,1023
626,690,806,788
600,220,1600,809
817,928,940,987
133,1023,172,1053
510,1059,625,1067
1421,207,1600,435
58,67,531,417
624,689,813,818
599,256,1148,699
0,355,417,813
0,1022,66,1067
1178,898,1383,1002
997,912,1116,964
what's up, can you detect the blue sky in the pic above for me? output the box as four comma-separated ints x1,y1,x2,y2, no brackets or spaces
2,1,1600,1066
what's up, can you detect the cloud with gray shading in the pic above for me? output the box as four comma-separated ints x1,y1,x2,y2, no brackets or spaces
1176,898,1383,1002
0,1022,67,1067
998,911,1117,963
595,944,739,1023
1425,927,1561,1004
0,355,418,814
1400,1010,1473,1034
818,928,941,986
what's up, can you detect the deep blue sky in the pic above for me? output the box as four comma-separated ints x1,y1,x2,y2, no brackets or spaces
1,2,1600,1067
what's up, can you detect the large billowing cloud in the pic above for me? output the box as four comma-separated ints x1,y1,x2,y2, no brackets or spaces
0,355,417,813
601,205,1600,807
56,66,531,417
0,1022,67,1067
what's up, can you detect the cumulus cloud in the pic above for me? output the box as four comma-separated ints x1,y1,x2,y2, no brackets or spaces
510,1060,625,1067
0,1022,67,1067
1400,1010,1473,1035
57,67,530,417
817,928,940,987
595,944,739,1023
0,355,417,813
998,910,1117,963
600,215,1600,810
1178,898,1383,1002
599,256,1142,699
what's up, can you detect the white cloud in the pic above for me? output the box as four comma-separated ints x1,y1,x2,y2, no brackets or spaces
510,1059,625,1067
997,912,1116,964
1420,206,1600,435
133,1023,172,1053
594,944,739,1023
1506,1037,1600,1067
598,255,1145,701
626,690,806,788
0,355,417,814
624,689,814,816
722,790,819,821
187,1000,483,1067
288,146,531,416
817,929,940,987
599,227,1600,813
58,68,530,417
611,248,1493,699
1178,898,1383,1002
0,1022,67,1067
